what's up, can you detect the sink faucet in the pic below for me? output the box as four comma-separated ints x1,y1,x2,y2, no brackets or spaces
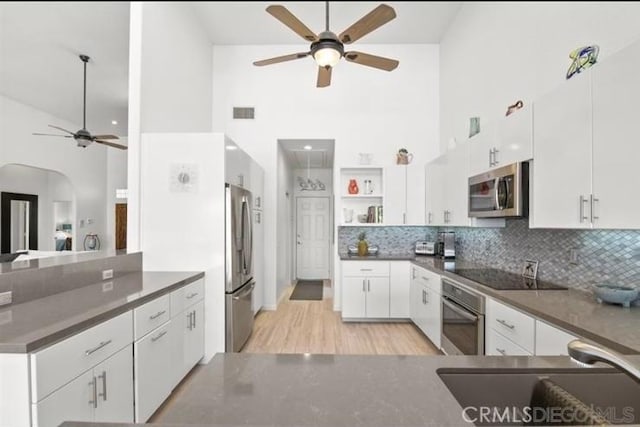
568,339,640,383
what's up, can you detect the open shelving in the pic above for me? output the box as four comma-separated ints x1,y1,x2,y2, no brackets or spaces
339,167,384,225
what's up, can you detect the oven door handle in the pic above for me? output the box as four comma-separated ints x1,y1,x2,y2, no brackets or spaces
442,297,478,322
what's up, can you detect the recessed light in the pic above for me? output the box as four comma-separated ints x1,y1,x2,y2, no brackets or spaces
225,145,238,150
303,145,313,150
111,120,118,125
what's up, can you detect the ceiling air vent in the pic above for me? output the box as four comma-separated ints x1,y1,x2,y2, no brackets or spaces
233,107,255,119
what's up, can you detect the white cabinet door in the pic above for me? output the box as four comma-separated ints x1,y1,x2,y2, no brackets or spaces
444,142,470,226
415,285,429,336
535,321,577,356
366,277,390,318
134,322,174,422
184,301,205,373
409,269,421,326
425,157,445,226
406,164,426,225
532,73,592,228
495,104,533,167
592,42,640,229
252,208,264,314
423,285,441,349
94,345,134,423
341,277,366,318
384,166,407,224
468,122,496,177
33,370,94,427
249,160,264,210
389,262,410,318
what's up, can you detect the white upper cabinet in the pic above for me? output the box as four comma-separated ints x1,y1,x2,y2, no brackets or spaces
443,142,470,226
383,165,426,225
468,121,497,177
591,41,640,229
532,72,593,229
425,157,445,226
406,164,426,225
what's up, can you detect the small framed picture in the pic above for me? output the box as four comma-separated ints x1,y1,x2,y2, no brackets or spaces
522,260,539,279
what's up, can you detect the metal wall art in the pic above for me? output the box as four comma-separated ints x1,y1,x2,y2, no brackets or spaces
566,45,599,79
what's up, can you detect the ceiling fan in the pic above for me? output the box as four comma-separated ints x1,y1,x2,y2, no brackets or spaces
32,54,127,150
253,2,399,88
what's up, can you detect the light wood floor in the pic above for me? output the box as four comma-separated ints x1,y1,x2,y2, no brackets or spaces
241,283,440,355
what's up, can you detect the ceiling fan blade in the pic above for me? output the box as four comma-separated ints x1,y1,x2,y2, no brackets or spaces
94,139,128,150
344,51,399,71
317,66,332,88
91,134,120,140
253,52,310,66
48,124,76,136
32,133,73,138
266,5,318,42
339,4,396,44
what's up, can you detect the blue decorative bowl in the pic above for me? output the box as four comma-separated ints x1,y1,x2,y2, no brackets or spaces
593,284,639,308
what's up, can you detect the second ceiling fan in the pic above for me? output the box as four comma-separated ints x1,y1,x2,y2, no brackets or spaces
254,2,399,88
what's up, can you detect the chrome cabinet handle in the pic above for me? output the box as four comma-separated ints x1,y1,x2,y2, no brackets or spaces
496,348,507,355
425,289,429,304
428,212,432,224
489,149,493,167
496,318,515,329
151,330,168,342
89,376,98,408
591,195,599,221
192,310,196,329
186,292,199,299
412,268,416,280
85,339,112,356
149,310,166,320
421,276,430,282
360,268,373,271
493,148,499,166
579,195,589,222
187,312,193,331
98,371,107,401
403,213,407,224
422,289,426,304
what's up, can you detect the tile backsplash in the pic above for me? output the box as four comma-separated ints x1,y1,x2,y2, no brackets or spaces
339,220,640,290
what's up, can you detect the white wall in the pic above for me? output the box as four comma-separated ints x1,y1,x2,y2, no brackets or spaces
106,148,127,250
140,133,225,361
127,1,213,251
275,143,294,303
0,164,74,250
440,2,640,151
0,95,106,249
212,44,440,308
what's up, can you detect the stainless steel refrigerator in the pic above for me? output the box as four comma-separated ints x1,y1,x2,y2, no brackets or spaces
225,183,255,352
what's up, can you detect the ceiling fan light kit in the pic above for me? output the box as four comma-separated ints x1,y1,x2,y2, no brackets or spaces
32,54,126,150
254,2,399,87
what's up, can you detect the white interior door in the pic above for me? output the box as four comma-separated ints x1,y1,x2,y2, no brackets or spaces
296,197,330,280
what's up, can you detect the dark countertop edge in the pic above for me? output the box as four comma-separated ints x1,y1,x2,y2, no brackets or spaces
7,271,205,354
416,263,640,355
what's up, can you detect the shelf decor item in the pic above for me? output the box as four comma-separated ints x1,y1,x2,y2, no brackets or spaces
566,45,599,79
357,232,369,256
396,148,413,165
348,179,359,194
593,284,638,308
506,100,524,116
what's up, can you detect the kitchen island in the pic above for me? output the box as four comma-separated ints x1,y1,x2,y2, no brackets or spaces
59,352,640,427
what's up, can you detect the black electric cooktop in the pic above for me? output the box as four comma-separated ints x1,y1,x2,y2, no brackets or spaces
452,268,568,291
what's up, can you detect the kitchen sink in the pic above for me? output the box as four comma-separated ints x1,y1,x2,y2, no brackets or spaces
437,368,640,426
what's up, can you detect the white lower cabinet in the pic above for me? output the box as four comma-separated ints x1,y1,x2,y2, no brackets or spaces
535,320,577,356
389,262,410,318
342,261,390,319
486,328,532,356
134,321,176,422
409,265,441,349
172,300,205,387
33,344,134,427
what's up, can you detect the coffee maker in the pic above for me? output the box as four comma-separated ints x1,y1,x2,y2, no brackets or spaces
436,231,455,258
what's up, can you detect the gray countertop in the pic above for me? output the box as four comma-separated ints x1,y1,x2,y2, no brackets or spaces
0,271,204,353
341,254,640,354
58,352,640,427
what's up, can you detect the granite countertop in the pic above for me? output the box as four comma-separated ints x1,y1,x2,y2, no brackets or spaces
0,271,204,353
411,257,640,355
58,352,640,427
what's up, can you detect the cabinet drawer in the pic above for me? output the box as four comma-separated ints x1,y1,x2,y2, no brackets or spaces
411,265,441,294
486,328,532,356
134,294,170,340
171,279,204,315
487,299,535,353
342,261,389,277
31,311,133,403
535,320,577,356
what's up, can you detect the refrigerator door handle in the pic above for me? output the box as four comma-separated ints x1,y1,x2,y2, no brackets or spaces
241,196,253,275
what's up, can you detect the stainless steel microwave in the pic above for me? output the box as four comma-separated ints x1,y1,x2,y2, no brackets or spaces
468,162,529,218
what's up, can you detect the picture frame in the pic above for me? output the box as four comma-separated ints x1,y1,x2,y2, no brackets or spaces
522,260,539,280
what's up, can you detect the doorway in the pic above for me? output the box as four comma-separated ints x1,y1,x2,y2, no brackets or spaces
1,192,38,253
296,197,331,279
115,203,127,250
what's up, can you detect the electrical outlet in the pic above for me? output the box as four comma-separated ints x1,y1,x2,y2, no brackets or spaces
102,269,114,280
0,291,13,306
569,248,579,265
